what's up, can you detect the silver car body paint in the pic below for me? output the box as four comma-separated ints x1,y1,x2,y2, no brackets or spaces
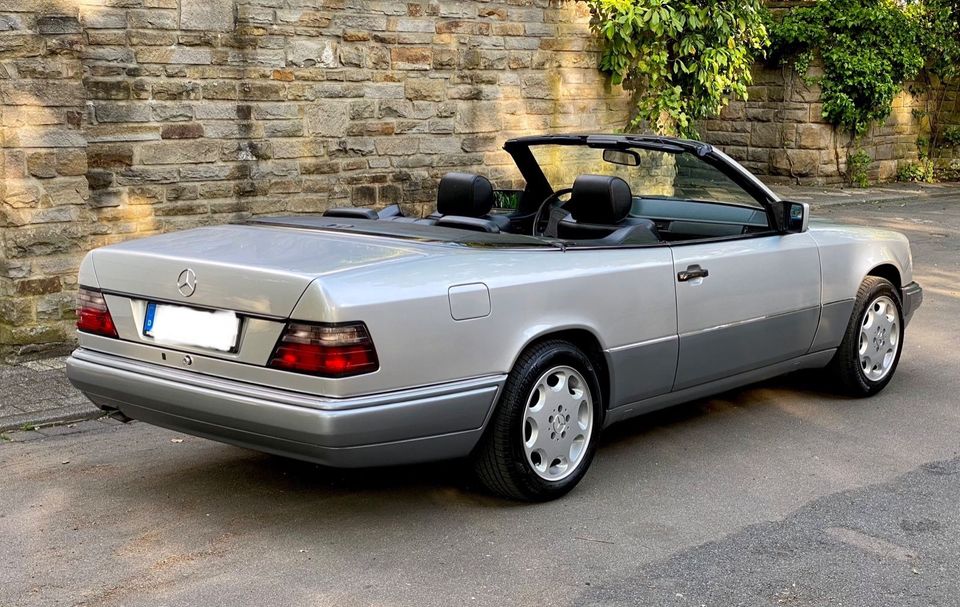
79,234,680,398
67,148,920,468
670,232,822,390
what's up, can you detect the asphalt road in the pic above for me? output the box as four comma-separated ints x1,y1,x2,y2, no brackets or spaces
2,196,959,607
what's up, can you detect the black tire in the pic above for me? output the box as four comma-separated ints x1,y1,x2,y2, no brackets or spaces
827,276,905,396
472,340,603,501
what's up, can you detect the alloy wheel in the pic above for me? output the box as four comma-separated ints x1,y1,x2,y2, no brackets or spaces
859,295,901,382
521,365,594,482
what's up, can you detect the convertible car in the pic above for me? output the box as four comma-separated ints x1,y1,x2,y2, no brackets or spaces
67,134,922,501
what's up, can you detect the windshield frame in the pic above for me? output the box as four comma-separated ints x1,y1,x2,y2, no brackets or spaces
503,134,781,230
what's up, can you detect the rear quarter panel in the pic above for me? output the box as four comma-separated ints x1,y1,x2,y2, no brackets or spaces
294,245,677,396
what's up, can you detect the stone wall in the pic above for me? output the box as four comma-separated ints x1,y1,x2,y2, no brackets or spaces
931,85,960,170
1,2,90,356
702,64,960,185
0,0,630,359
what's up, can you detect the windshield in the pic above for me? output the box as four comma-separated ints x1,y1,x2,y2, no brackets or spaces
529,145,764,210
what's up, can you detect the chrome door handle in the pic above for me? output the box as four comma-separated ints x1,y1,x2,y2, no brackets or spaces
678,264,709,282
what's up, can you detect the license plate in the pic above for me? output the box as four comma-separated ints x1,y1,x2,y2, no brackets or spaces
143,302,240,352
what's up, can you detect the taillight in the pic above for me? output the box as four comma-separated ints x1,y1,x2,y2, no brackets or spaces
76,287,118,339
269,322,378,377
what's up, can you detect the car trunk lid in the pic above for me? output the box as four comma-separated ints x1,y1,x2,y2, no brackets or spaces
90,224,425,318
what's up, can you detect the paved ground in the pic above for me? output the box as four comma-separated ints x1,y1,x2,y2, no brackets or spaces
773,180,959,207
0,358,97,432
1,190,959,606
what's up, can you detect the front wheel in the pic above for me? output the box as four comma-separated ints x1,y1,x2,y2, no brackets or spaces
828,276,904,396
472,340,602,501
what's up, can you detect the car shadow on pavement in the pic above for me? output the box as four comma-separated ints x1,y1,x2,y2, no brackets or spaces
106,371,855,517
598,369,851,449
117,435,521,516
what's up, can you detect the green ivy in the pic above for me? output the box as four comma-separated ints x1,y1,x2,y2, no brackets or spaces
913,0,960,82
943,125,960,147
767,0,926,137
585,0,770,138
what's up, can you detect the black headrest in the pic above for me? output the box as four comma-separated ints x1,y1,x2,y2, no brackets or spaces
437,173,494,217
567,175,632,224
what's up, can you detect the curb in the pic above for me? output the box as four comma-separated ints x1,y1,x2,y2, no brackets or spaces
773,183,960,209
0,405,103,433
811,191,960,209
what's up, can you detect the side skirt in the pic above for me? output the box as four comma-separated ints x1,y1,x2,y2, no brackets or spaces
674,306,821,391
602,349,836,428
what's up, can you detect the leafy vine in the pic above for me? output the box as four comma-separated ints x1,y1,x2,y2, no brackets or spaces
766,0,925,137
585,0,770,138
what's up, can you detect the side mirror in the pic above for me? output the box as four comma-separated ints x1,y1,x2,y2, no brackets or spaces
780,200,809,233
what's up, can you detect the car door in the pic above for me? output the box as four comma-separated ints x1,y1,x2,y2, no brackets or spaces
671,231,821,390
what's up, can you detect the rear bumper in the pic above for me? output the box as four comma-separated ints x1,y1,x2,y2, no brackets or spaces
902,281,923,325
66,348,505,468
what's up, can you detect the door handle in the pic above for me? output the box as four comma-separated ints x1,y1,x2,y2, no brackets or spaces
678,264,709,282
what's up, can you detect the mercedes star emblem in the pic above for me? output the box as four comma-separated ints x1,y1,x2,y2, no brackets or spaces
177,268,197,297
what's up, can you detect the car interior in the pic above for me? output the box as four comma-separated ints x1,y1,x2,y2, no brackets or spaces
321,138,777,246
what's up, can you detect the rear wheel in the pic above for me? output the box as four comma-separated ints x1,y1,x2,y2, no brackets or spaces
828,276,904,396
472,340,602,501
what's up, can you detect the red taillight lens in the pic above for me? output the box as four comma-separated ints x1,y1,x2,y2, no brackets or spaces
269,322,379,377
76,287,118,339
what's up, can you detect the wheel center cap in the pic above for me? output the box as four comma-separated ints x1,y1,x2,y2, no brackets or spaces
552,414,566,434
874,327,886,351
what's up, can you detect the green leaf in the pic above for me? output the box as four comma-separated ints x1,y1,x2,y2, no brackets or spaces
584,0,770,135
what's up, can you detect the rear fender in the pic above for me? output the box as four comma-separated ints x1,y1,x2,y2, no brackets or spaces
78,253,100,289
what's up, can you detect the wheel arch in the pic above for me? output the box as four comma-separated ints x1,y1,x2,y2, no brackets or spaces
866,263,902,290
512,327,610,411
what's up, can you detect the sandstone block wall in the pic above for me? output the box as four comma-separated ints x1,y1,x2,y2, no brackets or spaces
702,64,960,185
0,0,630,358
1,3,90,355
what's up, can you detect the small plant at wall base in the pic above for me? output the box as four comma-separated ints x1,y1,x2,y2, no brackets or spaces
847,148,873,188
897,136,935,183
586,0,770,138
920,126,960,181
897,160,936,183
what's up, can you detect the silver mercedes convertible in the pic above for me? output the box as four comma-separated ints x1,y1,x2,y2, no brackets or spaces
67,134,922,501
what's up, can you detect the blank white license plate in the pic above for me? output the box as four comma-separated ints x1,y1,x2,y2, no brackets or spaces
143,302,240,352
